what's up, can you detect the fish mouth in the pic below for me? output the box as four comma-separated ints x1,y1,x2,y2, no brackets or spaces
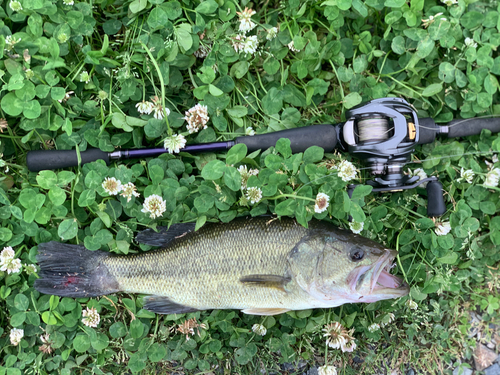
347,249,409,296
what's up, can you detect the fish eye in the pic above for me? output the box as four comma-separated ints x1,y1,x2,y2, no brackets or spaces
349,247,365,262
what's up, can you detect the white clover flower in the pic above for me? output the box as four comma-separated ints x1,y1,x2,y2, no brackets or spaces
422,13,446,28
9,0,22,12
136,100,154,115
322,322,346,349
246,187,262,204
164,134,187,154
405,299,418,310
245,127,255,136
24,264,37,275
102,177,122,195
337,160,357,182
412,168,428,187
287,40,300,52
460,168,475,183
492,154,499,163
57,33,69,43
184,104,209,133
58,91,74,103
464,37,477,49
266,27,278,40
79,70,91,84
484,167,500,188
10,328,23,346
238,165,259,189
120,182,140,202
1,247,21,275
39,333,53,354
242,35,259,55
349,220,364,234
25,68,34,79
368,323,380,332
434,221,451,236
252,323,267,336
40,333,50,344
380,312,395,327
5,35,21,50
341,338,357,352
314,192,330,213
142,194,167,219
232,35,244,53
82,307,100,327
98,90,108,101
239,194,250,206
0,246,15,262
193,43,211,58
237,7,257,33
318,365,337,375
151,96,170,120
441,0,458,5
1,258,21,274
63,0,74,5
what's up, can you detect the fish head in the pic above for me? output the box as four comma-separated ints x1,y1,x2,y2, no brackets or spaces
294,226,409,306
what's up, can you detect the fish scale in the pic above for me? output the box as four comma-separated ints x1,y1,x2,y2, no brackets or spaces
104,219,308,310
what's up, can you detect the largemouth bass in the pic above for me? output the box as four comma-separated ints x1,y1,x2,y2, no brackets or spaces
35,217,409,315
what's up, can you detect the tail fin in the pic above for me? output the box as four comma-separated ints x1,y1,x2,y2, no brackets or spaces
35,241,120,298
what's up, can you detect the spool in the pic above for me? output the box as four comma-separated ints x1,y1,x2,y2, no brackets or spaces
357,115,391,144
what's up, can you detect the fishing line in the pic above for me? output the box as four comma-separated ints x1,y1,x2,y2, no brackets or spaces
355,116,393,144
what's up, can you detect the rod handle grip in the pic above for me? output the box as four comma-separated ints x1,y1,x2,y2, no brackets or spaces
447,117,500,138
27,148,110,172
235,125,338,153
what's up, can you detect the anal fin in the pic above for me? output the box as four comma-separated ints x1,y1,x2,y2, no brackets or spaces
241,308,290,316
143,295,199,314
240,274,291,292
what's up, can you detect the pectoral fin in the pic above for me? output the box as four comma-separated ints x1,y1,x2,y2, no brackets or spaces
143,295,199,314
241,308,290,316
239,274,291,292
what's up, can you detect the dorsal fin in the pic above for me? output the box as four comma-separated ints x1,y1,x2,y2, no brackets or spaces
143,295,199,314
240,274,291,292
135,223,197,247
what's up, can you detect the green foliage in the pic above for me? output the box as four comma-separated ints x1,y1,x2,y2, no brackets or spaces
0,0,499,374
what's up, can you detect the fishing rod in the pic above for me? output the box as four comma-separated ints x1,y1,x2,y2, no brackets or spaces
26,97,500,217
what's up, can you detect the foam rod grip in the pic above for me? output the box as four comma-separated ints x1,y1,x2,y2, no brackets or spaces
27,148,110,172
447,117,500,138
234,125,338,153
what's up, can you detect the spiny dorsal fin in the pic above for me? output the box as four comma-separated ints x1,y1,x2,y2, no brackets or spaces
143,295,199,314
240,274,291,292
136,223,197,247
241,308,290,316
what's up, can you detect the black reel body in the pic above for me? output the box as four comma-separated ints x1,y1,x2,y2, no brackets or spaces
339,98,446,217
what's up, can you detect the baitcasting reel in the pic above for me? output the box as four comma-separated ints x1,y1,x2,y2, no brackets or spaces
339,98,446,217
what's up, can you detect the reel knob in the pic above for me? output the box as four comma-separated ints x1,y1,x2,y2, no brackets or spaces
426,180,446,217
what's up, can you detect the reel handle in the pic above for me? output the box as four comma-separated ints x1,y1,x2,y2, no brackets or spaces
235,124,338,153
426,180,446,217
